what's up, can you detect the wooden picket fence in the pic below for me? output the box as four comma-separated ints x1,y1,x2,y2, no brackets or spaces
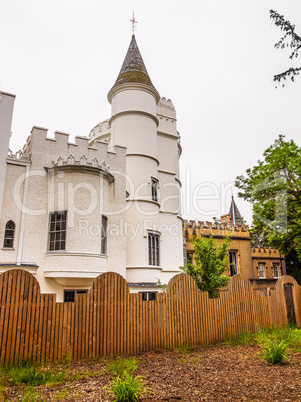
0,269,300,365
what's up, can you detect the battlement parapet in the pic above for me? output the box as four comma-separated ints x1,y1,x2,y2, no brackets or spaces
89,120,111,141
20,127,125,172
7,149,31,163
183,219,249,239
157,97,177,121
252,246,283,257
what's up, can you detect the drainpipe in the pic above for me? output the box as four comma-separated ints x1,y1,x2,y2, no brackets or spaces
17,164,30,265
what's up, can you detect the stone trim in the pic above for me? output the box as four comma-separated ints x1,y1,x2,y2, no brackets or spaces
109,110,159,127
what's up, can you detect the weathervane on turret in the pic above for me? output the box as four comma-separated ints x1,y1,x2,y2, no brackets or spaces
130,11,137,35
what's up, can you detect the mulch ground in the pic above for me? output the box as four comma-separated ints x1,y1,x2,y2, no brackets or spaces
5,344,301,401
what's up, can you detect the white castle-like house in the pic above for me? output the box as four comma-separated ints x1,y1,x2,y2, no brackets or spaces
0,34,184,301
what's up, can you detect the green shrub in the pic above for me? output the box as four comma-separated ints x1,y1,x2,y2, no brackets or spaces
109,372,148,402
108,358,139,376
263,339,287,364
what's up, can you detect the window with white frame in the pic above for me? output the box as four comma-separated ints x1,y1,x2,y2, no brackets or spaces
151,179,158,202
273,263,280,278
258,263,265,278
140,292,157,301
48,211,67,251
148,232,160,266
229,251,238,276
101,215,108,254
3,220,15,248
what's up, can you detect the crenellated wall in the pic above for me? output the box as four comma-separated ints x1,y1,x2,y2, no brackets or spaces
183,219,249,239
252,246,283,257
0,126,127,301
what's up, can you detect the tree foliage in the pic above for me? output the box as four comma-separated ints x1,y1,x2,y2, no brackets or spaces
270,9,301,86
235,135,301,281
183,236,231,298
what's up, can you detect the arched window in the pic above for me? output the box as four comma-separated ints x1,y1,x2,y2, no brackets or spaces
3,220,15,248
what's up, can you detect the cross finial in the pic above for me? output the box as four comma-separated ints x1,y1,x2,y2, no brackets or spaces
130,11,137,35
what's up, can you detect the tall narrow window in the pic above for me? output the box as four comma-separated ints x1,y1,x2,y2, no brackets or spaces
48,211,67,251
229,251,238,276
148,233,160,266
101,215,108,254
258,263,265,278
273,264,279,278
3,220,15,248
151,179,158,202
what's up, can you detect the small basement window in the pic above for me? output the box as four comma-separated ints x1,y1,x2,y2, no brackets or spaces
64,289,88,302
140,292,157,301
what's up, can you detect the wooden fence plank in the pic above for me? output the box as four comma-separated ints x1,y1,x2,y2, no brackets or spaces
0,271,299,364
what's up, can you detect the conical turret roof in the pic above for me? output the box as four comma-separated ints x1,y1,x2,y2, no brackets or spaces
110,35,156,91
229,196,244,226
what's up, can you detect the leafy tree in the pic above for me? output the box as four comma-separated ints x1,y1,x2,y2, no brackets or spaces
235,135,301,281
183,236,231,298
270,9,301,86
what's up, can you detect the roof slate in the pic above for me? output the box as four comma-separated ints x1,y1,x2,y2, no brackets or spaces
229,197,244,226
111,35,156,90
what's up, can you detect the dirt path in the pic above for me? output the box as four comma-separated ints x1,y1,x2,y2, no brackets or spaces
5,344,301,401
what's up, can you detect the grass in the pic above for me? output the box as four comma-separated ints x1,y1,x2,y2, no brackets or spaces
61,349,72,370
177,343,195,355
107,357,140,376
226,324,301,364
107,372,148,402
54,386,84,400
263,339,287,364
21,385,45,401
0,361,69,386
191,356,201,365
226,325,301,348
225,331,255,346
54,387,70,400
105,357,152,401
0,359,107,401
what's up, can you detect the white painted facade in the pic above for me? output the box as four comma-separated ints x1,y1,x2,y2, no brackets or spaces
0,35,184,300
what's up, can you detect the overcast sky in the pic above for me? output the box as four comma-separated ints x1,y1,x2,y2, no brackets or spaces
1,0,301,225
